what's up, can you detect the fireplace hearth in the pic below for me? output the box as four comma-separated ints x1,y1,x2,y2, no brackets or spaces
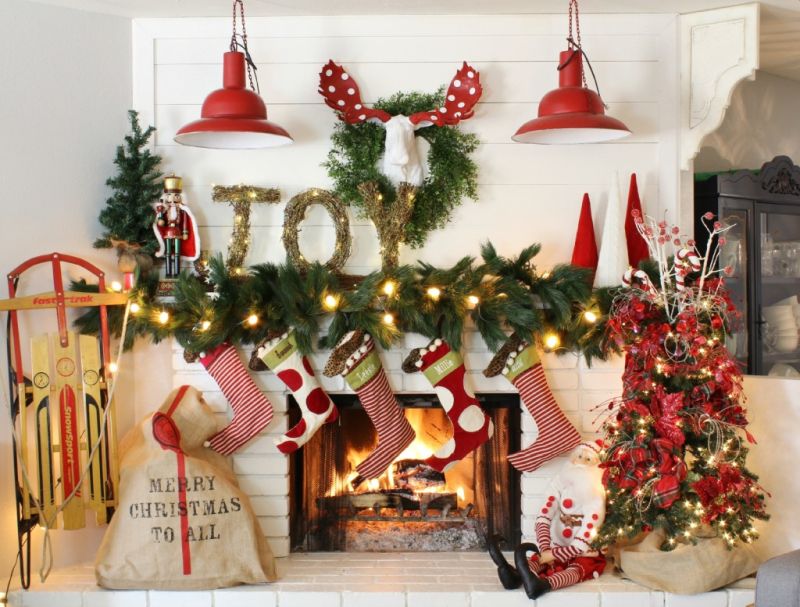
289,393,521,552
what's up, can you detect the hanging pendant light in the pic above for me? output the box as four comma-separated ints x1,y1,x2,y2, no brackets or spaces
175,0,292,149
512,0,630,144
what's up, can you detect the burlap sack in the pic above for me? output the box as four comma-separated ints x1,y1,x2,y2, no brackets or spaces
612,528,760,594
95,385,277,589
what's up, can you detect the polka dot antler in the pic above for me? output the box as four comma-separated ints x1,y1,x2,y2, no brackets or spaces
318,61,392,124
408,62,482,127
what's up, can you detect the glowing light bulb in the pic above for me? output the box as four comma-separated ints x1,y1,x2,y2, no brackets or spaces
247,314,259,326
201,320,211,332
382,313,394,325
323,294,339,311
108,362,118,374
129,302,141,314
467,294,480,307
158,310,170,325
110,281,123,292
426,287,441,301
382,280,396,296
583,310,598,323
544,332,560,350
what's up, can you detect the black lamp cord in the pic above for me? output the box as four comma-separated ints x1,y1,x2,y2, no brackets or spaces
230,0,260,95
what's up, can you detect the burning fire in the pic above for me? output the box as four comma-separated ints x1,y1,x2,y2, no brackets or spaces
328,408,474,506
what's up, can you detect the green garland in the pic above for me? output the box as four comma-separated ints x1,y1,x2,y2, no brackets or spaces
324,89,479,249
72,243,615,360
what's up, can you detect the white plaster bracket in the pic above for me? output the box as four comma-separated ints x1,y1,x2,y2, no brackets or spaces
680,3,760,170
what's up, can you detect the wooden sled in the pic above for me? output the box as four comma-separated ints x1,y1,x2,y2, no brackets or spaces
2,253,127,588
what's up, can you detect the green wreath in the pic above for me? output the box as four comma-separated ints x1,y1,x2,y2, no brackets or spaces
324,89,480,249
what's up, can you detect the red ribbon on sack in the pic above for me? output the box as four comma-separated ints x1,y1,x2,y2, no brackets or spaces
152,386,192,576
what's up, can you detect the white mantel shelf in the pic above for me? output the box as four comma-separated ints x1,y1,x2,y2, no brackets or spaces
9,553,755,607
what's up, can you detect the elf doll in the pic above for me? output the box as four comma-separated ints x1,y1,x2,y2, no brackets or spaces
487,442,607,600
153,174,200,278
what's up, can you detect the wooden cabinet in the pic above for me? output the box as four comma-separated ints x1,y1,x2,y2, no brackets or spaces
695,156,800,376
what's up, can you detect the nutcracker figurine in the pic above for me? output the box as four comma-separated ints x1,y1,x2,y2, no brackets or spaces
153,175,200,278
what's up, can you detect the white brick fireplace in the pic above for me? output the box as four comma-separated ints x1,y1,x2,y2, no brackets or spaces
172,330,625,559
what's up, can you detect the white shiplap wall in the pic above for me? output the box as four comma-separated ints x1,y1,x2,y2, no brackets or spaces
133,13,676,558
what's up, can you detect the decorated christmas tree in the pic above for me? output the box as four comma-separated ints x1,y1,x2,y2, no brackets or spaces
595,211,768,551
94,110,162,257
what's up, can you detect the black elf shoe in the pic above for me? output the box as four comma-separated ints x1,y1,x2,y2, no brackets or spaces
514,543,552,600
487,534,521,590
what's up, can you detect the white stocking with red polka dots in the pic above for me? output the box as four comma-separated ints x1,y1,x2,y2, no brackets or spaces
257,330,337,454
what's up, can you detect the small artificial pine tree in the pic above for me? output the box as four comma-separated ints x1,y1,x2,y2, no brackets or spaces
596,212,768,551
94,110,162,256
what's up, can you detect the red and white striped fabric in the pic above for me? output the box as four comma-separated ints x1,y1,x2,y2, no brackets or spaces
199,343,274,456
354,357,416,480
507,363,581,472
528,557,582,590
339,333,415,482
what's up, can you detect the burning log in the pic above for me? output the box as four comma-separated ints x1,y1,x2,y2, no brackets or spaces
392,459,445,492
317,490,457,518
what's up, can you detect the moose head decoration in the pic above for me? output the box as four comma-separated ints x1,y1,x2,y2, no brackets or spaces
318,61,482,187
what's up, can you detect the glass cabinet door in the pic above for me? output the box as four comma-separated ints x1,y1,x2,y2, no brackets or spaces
757,205,800,377
718,203,750,370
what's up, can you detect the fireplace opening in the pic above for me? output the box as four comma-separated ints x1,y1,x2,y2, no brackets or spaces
289,393,521,552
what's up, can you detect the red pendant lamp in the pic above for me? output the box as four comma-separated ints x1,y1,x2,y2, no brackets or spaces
175,0,292,149
513,0,630,145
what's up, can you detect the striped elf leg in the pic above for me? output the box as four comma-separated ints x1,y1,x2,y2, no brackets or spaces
542,563,582,590
198,343,274,455
257,329,337,454
484,334,581,472
324,331,415,485
402,338,493,472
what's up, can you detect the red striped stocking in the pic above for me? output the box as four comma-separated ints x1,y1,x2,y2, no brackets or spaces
325,331,415,484
257,330,337,454
485,335,581,472
403,338,493,472
198,343,274,455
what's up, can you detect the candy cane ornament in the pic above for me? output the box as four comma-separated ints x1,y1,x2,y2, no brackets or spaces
622,268,658,296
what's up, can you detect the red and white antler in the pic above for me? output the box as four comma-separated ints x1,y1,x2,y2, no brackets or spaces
318,60,391,124
409,62,482,128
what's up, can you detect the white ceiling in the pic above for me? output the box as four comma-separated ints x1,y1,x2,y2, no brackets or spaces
23,0,800,17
